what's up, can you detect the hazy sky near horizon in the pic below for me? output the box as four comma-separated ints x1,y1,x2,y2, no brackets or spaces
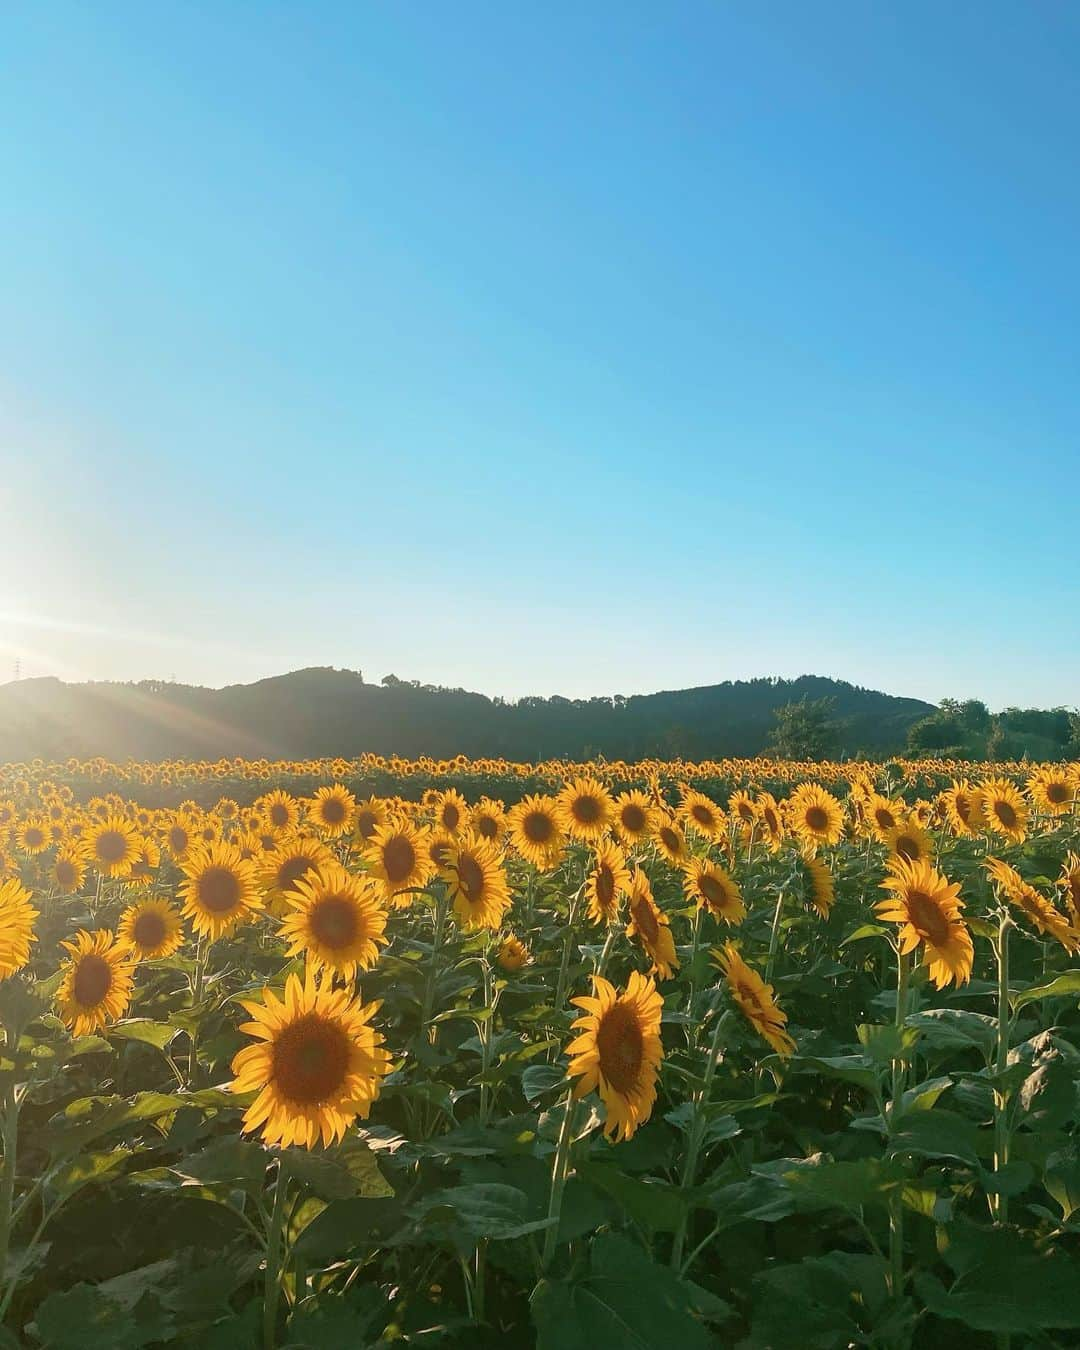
3,3,1079,710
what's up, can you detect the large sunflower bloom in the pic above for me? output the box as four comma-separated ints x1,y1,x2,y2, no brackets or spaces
612,790,655,847
281,865,388,978
117,897,185,961
1027,768,1076,817
307,785,356,838
877,859,973,989
259,834,334,914
652,814,689,868
940,781,984,837
865,793,904,842
682,859,745,926
557,777,614,844
364,820,434,905
85,815,141,878
259,789,301,834
56,929,136,1037
585,841,631,925
230,971,390,1149
0,878,38,978
885,818,935,867
468,798,507,845
986,857,1079,951
440,834,511,931
981,778,1029,844
431,789,469,836
507,795,565,869
353,796,389,844
715,943,795,1058
626,868,679,979
788,784,845,850
179,841,264,940
566,972,664,1143
678,788,726,841
51,847,86,895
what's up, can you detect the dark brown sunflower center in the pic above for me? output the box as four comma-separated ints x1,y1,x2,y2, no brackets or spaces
906,889,950,946
198,866,242,913
457,854,485,903
955,793,973,823
692,805,714,826
441,803,461,830
875,809,896,830
320,797,347,825
1047,782,1070,804
763,807,779,833
310,896,358,948
132,910,167,949
279,854,318,893
632,894,660,943
573,796,601,825
805,806,829,832
356,810,378,839
994,800,1017,828
383,836,416,884
476,815,498,839
168,827,189,852
269,803,290,826
272,1013,351,1104
620,804,646,833
95,830,128,862
24,828,45,848
596,1002,644,1095
55,859,77,887
698,874,729,912
73,953,112,1006
595,864,615,907
523,811,554,844
895,834,920,862
659,826,682,855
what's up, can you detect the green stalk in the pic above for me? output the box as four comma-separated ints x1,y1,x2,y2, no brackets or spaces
763,888,785,987
478,957,495,1127
552,892,581,1021
992,911,1013,1225
542,1089,578,1270
0,1082,19,1295
419,888,449,1037
671,1008,733,1271
263,1155,289,1350
188,936,207,1088
888,947,911,1302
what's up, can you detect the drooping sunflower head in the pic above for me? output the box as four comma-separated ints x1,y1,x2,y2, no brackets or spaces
877,858,973,989
612,790,655,846
507,794,565,869
986,857,1078,950
364,820,434,904
230,971,391,1149
756,792,786,851
585,840,631,925
566,971,664,1143
715,943,795,1058
117,898,185,961
281,865,389,978
178,841,264,940
794,852,835,919
980,777,1029,843
56,929,135,1037
678,788,725,840
557,777,613,843
682,858,745,926
626,868,679,980
496,933,530,973
940,781,984,837
788,784,844,850
440,833,511,931
0,877,38,979
307,785,356,838
1058,854,1080,926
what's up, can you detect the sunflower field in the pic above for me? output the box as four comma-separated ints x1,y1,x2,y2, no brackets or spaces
0,754,1078,1348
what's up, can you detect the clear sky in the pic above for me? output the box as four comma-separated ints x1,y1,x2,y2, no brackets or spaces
2,3,1078,709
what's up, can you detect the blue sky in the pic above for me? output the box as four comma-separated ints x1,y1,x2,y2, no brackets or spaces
2,2,1078,709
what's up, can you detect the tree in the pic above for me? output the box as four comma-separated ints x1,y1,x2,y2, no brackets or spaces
767,697,840,760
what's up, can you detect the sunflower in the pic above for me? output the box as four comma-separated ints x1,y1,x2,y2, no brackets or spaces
678,788,726,841
980,777,1029,844
162,814,195,863
793,851,835,918
877,859,973,989
259,834,334,914
51,846,87,895
431,789,469,836
56,929,136,1036
885,818,935,867
985,857,1078,951
468,798,507,845
260,789,301,834
230,971,390,1149
352,796,389,843
1058,854,1080,927
440,834,511,931
0,878,38,978
507,794,565,868
566,971,664,1143
497,934,529,972
788,784,844,850
117,898,185,961
585,841,632,925
127,837,162,886
423,829,457,874
652,814,689,868
756,792,786,852
1028,768,1076,817
940,781,984,837
15,816,49,856
612,790,655,847
865,793,904,842
179,841,264,940
307,785,356,838
626,868,679,979
557,776,613,844
727,790,757,830
83,815,141,878
715,943,795,1058
364,821,434,904
280,865,388,978
682,859,745,926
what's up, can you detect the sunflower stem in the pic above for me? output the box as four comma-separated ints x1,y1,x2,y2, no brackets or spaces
542,1088,578,1270
992,911,1013,1225
763,888,785,988
0,1077,19,1297
594,925,617,982
888,946,911,1304
552,892,581,1028
671,1008,733,1272
478,956,495,1127
188,937,207,1088
263,1154,290,1350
